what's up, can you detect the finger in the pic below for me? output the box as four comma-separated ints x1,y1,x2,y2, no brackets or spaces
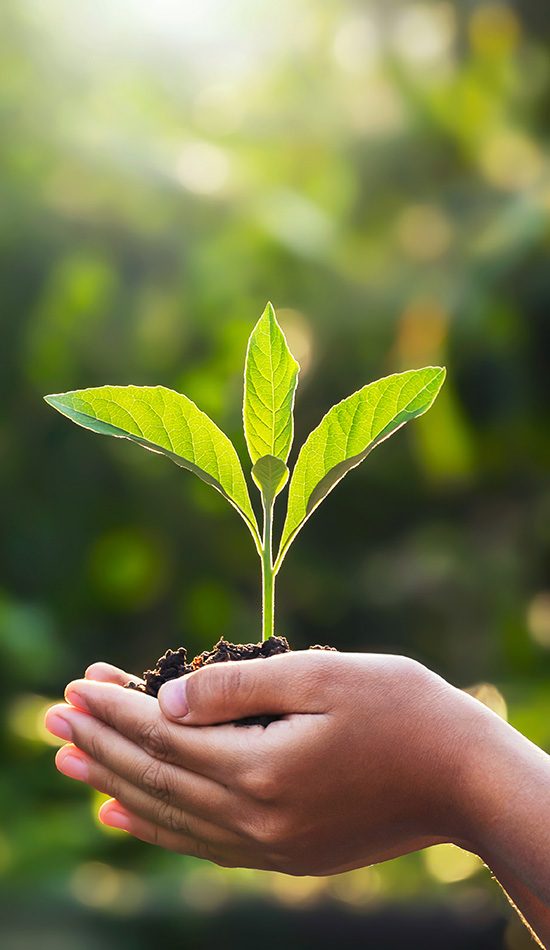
98,800,266,868
85,662,142,687
158,649,340,725
45,703,239,829
63,678,262,784
55,744,241,850
98,799,221,859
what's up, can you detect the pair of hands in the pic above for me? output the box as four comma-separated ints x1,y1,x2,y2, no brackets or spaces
45,650,488,872
45,649,550,946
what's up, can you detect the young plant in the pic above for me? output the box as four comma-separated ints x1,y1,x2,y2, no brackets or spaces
45,303,445,642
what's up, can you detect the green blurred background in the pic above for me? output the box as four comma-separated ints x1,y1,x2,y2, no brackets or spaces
1,0,550,946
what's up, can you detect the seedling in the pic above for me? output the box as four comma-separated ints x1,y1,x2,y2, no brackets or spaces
45,303,445,644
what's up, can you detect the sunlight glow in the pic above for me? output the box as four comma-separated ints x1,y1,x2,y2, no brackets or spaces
21,0,298,106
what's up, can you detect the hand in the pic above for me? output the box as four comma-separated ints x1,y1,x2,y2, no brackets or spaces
45,661,286,870
45,652,482,874
45,652,550,945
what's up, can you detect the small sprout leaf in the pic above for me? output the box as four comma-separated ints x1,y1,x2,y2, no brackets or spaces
243,302,300,466
44,385,260,544
252,455,289,507
277,367,446,567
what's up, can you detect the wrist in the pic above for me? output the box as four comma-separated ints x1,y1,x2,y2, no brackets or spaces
426,684,505,855
450,690,550,892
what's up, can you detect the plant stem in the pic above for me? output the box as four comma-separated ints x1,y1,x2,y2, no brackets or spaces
261,496,275,641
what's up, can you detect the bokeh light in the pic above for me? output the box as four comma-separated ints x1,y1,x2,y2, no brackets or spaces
466,683,508,721
331,14,381,76
392,3,457,67
70,861,146,913
327,867,382,906
268,872,328,907
423,844,483,884
8,693,63,746
174,141,232,196
395,205,454,261
479,130,544,191
277,308,314,378
526,592,550,649
469,3,521,58
88,528,169,610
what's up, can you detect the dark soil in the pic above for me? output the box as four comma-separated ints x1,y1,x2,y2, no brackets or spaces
126,635,336,726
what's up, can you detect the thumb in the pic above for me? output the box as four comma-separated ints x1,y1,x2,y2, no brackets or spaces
157,651,332,725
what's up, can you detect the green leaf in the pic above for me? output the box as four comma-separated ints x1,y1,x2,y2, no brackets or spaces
243,302,300,466
44,385,260,545
252,455,289,507
277,367,446,566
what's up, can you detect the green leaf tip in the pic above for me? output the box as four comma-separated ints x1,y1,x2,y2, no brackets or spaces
243,302,300,468
252,454,289,505
44,384,260,547
276,365,446,567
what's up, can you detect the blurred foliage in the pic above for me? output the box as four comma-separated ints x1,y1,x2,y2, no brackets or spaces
1,0,550,944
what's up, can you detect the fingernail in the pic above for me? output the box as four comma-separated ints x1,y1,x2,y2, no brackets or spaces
56,749,89,781
65,687,89,712
44,711,73,741
160,678,189,719
100,807,130,832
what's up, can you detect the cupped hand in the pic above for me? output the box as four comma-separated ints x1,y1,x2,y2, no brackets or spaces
44,651,486,875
